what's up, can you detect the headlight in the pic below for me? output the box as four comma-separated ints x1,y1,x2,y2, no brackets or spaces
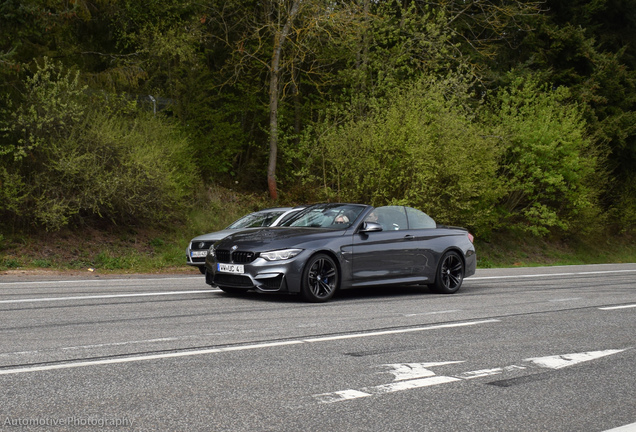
260,248,303,261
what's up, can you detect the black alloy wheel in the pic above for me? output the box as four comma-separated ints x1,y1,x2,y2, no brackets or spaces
431,251,464,294
301,253,339,302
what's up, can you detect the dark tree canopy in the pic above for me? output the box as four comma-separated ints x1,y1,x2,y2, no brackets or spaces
1,0,634,234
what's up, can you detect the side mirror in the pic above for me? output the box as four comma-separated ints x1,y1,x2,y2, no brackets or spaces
360,221,383,233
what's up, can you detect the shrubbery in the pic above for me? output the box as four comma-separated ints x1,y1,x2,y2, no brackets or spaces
487,75,603,236
292,76,502,236
289,74,602,237
0,59,199,231
0,60,609,239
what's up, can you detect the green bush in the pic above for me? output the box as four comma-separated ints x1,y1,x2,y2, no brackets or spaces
1,258,21,269
295,76,504,235
29,110,199,229
609,175,636,234
31,259,52,268
0,60,199,230
488,75,603,236
0,57,86,162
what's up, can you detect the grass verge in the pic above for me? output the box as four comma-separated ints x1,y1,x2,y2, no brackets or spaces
1,193,634,275
476,231,636,268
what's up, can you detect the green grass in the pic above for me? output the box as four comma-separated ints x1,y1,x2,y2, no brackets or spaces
1,258,22,270
1,194,634,274
0,191,270,274
476,231,636,268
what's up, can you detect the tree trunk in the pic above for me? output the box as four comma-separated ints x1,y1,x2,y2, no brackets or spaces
267,0,301,200
268,62,279,200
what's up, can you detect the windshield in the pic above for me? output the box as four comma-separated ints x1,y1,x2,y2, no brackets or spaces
281,204,366,229
226,210,287,229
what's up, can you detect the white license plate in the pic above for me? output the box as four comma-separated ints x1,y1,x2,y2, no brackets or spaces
217,263,244,274
191,251,208,258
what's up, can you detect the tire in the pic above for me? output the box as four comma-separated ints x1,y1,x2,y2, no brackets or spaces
301,253,339,302
198,266,206,275
431,251,464,294
218,286,248,295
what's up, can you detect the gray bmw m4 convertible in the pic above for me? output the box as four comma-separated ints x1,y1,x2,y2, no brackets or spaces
205,203,476,302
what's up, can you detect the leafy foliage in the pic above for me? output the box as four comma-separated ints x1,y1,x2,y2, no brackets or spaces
0,0,634,238
294,76,503,235
488,75,602,235
1,58,86,161
0,59,198,231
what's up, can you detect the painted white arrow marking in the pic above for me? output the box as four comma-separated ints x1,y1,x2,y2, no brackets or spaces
381,361,464,381
456,365,527,380
525,349,626,370
368,376,461,394
315,361,461,403
313,349,629,403
313,390,372,404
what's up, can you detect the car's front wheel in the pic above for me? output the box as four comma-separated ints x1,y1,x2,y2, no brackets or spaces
431,251,464,294
301,253,339,302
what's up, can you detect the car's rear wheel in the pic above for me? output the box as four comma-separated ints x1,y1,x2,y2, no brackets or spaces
431,251,464,294
301,253,339,302
218,286,249,295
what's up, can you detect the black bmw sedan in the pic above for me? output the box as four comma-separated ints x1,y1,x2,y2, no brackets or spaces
204,203,476,302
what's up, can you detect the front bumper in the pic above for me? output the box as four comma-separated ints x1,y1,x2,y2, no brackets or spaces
204,254,307,294
185,246,207,267
186,239,218,267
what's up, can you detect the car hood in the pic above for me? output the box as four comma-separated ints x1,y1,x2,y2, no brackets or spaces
215,227,345,251
190,228,251,243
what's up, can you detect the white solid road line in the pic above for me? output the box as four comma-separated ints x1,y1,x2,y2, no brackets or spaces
599,304,636,310
0,290,218,304
301,320,500,342
0,276,200,286
1,267,633,303
470,269,636,281
2,268,633,287
604,422,636,432
0,319,500,376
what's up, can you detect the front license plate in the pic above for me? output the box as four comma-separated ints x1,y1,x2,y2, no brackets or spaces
191,251,208,258
217,263,244,274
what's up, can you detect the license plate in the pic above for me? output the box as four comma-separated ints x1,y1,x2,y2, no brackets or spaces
217,263,244,274
191,251,208,258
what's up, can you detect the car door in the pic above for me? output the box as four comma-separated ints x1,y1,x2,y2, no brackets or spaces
350,206,420,286
403,206,440,281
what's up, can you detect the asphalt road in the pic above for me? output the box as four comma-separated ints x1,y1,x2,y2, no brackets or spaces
1,264,635,432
